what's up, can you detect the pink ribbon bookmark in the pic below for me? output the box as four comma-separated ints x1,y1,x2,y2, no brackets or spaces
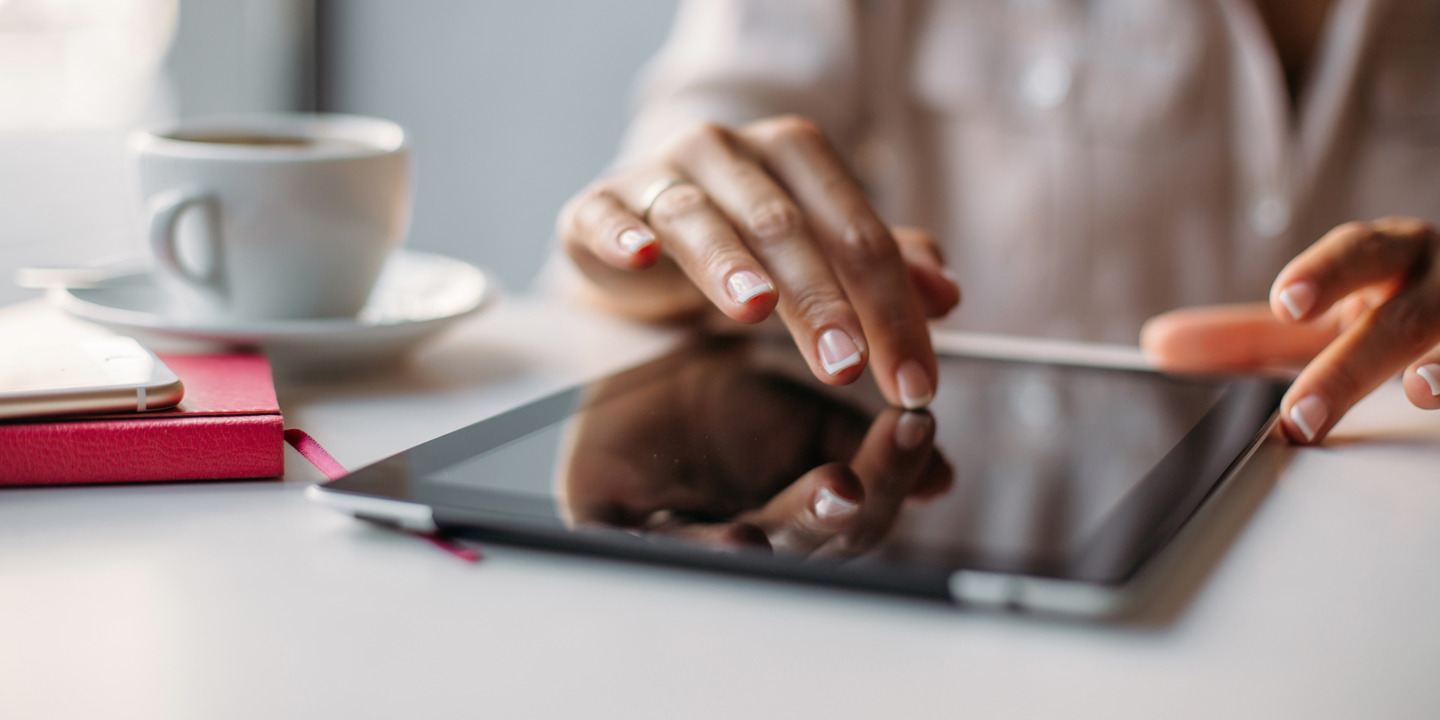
419,534,483,562
283,428,348,480
284,428,483,563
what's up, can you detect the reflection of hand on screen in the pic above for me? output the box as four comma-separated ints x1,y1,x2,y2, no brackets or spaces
561,344,952,559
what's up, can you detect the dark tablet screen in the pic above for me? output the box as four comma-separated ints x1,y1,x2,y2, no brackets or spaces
324,334,1286,594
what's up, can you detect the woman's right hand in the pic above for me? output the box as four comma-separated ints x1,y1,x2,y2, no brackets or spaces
557,115,961,410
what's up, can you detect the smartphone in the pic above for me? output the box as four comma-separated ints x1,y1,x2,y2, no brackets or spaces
0,337,184,421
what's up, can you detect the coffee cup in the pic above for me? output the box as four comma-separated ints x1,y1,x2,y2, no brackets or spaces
129,113,412,322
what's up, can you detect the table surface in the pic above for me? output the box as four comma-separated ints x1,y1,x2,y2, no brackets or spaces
3,297,1439,720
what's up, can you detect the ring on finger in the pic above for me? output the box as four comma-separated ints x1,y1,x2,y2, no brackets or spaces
638,178,694,222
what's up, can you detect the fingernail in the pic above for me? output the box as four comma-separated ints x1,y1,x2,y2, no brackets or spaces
894,412,931,450
813,486,858,520
1277,281,1317,321
725,270,772,304
818,329,862,375
617,229,655,255
895,360,933,409
1288,394,1329,442
940,268,960,286
1418,364,1440,396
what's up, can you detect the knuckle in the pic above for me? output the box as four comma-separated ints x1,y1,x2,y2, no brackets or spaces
746,201,805,244
881,301,920,334
1326,360,1364,404
648,184,711,223
787,285,849,327
1373,216,1432,239
1339,217,1439,271
556,200,580,240
677,121,734,154
694,243,746,277
774,114,823,140
1333,220,1371,238
835,220,900,269
751,114,824,146
895,226,939,250
1376,296,1439,349
1351,226,1391,264
1330,222,1403,277
557,188,602,241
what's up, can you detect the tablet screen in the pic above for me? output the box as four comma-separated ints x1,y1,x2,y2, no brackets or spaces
328,335,1285,589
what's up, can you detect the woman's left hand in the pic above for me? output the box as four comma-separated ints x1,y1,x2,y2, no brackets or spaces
1143,217,1440,444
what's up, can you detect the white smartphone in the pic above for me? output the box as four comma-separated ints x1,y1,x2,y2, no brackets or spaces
0,337,184,421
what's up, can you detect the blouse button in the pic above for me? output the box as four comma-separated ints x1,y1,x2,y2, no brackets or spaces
1250,195,1292,238
1021,55,1073,110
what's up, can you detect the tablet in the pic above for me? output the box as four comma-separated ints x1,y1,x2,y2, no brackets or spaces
308,332,1287,615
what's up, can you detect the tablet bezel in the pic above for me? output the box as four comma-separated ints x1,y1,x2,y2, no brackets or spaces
307,331,1288,615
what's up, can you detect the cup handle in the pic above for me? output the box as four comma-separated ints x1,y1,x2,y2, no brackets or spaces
147,188,220,290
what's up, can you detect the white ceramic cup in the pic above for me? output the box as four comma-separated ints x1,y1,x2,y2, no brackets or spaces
130,113,412,322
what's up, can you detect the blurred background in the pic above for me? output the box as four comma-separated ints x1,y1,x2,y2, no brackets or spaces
0,0,678,307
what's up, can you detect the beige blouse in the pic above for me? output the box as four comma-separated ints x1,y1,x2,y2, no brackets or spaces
616,0,1440,343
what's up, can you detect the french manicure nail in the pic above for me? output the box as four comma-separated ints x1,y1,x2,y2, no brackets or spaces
725,270,772,304
1277,281,1317,321
894,412,931,450
1418,364,1440,396
818,329,862,375
618,229,655,255
813,486,858,520
896,360,934,409
1288,394,1328,442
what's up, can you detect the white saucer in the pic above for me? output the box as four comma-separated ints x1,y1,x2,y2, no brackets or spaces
49,249,498,370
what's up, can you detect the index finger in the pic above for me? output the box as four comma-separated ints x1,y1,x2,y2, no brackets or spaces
741,117,938,409
1268,219,1440,442
1272,218,1434,322
737,462,866,555
818,409,941,558
1282,277,1440,443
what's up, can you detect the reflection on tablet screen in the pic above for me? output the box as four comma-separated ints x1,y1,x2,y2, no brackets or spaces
406,335,1273,585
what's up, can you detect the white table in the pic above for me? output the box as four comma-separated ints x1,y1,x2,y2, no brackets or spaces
3,297,1439,720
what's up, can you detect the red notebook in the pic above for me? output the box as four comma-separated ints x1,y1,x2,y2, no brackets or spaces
0,354,284,485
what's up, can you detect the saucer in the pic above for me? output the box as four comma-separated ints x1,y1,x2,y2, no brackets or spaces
49,250,498,370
